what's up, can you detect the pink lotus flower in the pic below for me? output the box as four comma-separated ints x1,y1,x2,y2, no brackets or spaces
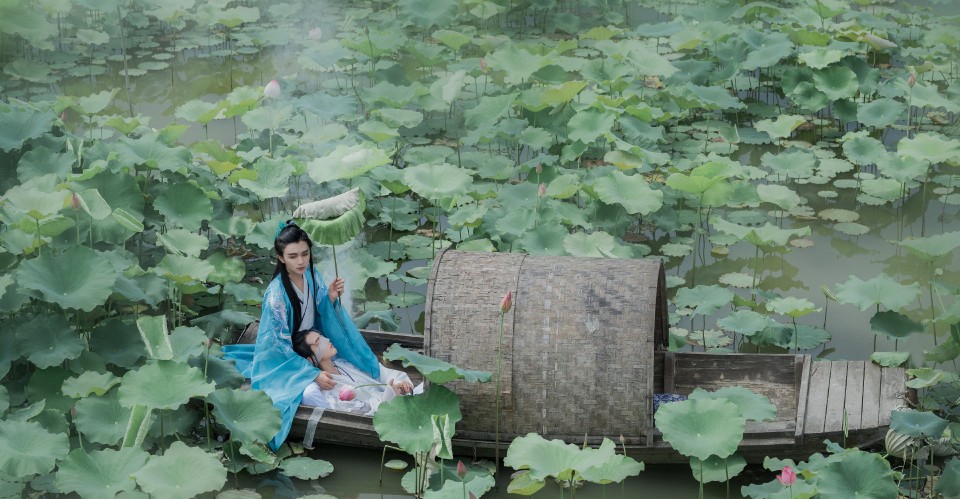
538,183,546,197
457,460,467,478
469,493,477,499
71,193,80,211
536,162,542,174
338,386,356,401
500,291,512,314
908,73,916,88
776,466,796,486
308,28,322,40
264,79,281,99
479,58,487,74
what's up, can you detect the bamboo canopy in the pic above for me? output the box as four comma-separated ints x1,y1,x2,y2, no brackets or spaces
425,249,668,445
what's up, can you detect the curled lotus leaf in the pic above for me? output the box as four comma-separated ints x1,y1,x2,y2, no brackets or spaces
0,420,69,478
383,344,491,384
132,441,227,499
897,231,960,261
118,360,215,410
55,447,148,498
16,245,118,311
754,115,806,140
61,371,119,398
757,184,803,211
576,439,645,485
157,228,209,257
655,398,744,460
897,132,960,165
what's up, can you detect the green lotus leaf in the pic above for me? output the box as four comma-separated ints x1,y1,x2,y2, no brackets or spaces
857,98,905,129
924,338,960,363
0,420,69,478
403,163,473,200
766,296,819,318
0,385,7,416
567,108,615,144
563,231,624,258
376,108,423,129
298,191,366,246
71,188,111,221
654,398,744,460
363,80,424,108
132,441,227,498
118,360,215,410
674,285,734,317
841,134,885,166
61,371,119,398
875,152,928,183
503,433,592,482
208,388,280,445
77,88,118,115
55,447,148,498
209,216,255,238
870,351,909,367
818,209,859,223
3,182,66,220
815,449,897,498
111,207,145,233
425,463,496,498
152,254,215,284
432,29,470,50
797,48,845,69
545,174,581,199
170,326,207,362
621,42,680,77
405,145,455,166
89,318,146,368
154,183,214,231
661,243,692,258
278,456,334,480
591,171,663,215
113,134,191,172
15,315,85,368
905,368,955,389
17,147,74,182
358,120,398,142
398,0,456,28
188,352,246,389
789,81,829,112
834,274,921,312
935,457,960,497
754,115,806,140
383,344,491,384
507,469,545,495
157,228,209,257
485,43,547,83
75,390,131,445
175,99,222,124
688,387,776,422
717,310,770,337
689,454,746,484
897,231,960,261
0,104,56,152
812,65,859,100
464,92,517,130
762,149,817,180
207,251,246,285
237,156,294,199
308,144,390,184
870,310,923,339
758,323,831,350
372,385,461,455
576,439,645,485
515,223,567,255
741,477,816,499
135,315,174,361
757,184,803,211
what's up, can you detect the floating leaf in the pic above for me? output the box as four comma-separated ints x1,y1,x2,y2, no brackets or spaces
383,344,491,384
55,447,148,498
132,441,227,498
278,457,333,480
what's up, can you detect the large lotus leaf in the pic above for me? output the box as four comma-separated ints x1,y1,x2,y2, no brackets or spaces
892,409,950,439
61,371,118,399
372,385,461,455
308,144,390,184
754,115,806,140
815,449,896,498
745,224,810,250
17,146,74,182
897,231,960,261
857,98,905,129
152,254,215,284
75,391,131,445
16,245,118,311
208,388,280,445
0,420,68,478
188,352,245,389
299,191,366,246
118,360,215,410
73,171,145,244
870,351,910,368
207,251,245,285
14,315,84,369
875,152,928,183
403,163,472,200
689,454,747,484
674,285,734,317
898,132,960,165
567,109,615,144
132,441,226,498
0,105,56,152
503,433,593,482
278,456,334,480
55,447,147,498
485,43,548,83
113,134,191,172
798,47,845,69
834,274,921,311
157,228,209,257
517,223,568,256
363,81,424,108
563,231,626,258
655,398,744,459
762,149,817,180
757,184,803,211
425,463,496,498
689,387,776,422
812,65,859,100
841,134,885,166
870,310,923,339
170,326,207,362
576,438,645,485
383,344,491,384
464,92,517,130
776,324,831,350
398,0,456,28
154,183,213,231
3,181,66,220
935,457,960,497
237,156,294,200
717,310,770,337
767,296,819,318
89,318,145,368
591,170,663,215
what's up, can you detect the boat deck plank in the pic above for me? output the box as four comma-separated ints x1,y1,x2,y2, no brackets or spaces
879,367,906,425
804,361,831,434
844,361,865,431
862,362,882,429
824,361,849,433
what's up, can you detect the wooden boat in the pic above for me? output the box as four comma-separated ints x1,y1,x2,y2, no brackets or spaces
278,250,909,463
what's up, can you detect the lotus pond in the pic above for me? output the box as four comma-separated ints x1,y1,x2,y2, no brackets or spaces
2,0,960,497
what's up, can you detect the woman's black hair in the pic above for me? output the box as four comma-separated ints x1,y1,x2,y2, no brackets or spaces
273,220,318,334
290,328,319,366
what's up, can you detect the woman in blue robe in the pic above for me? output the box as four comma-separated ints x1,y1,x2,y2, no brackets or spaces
223,220,381,451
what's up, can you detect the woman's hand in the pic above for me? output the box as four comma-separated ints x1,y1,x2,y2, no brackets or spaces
389,379,413,396
327,277,345,303
314,371,336,390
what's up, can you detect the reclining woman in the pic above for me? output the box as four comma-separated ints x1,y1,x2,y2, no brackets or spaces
224,220,414,451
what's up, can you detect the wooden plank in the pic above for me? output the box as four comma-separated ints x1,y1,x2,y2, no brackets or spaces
663,352,676,393
824,361,849,433
861,361,882,429
879,367,906,425
804,361,832,434
794,355,811,441
843,361,865,431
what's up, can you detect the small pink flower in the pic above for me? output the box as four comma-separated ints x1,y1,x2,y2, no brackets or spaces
71,193,80,211
457,460,467,478
776,466,796,486
338,386,356,401
538,183,546,197
536,162,542,174
907,73,916,88
308,28,322,40
469,492,477,499
264,79,281,99
479,58,487,74
500,291,512,314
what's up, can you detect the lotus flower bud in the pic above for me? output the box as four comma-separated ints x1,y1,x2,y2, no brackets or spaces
70,406,77,419
500,291,512,314
264,79,281,99
536,162,542,174
71,193,80,211
776,466,796,486
308,28,322,40
479,58,487,74
538,183,546,197
457,460,467,478
469,493,477,499
339,385,356,401
908,73,916,88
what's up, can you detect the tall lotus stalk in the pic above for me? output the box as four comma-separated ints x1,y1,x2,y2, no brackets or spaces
494,291,512,482
263,79,280,157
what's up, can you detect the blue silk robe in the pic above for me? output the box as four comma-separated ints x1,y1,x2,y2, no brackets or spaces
223,268,379,451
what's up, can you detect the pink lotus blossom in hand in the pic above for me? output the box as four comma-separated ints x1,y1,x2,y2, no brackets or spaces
776,466,796,486
338,385,356,401
264,79,281,99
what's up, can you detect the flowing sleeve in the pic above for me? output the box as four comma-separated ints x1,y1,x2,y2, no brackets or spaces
310,269,380,379
251,279,321,451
